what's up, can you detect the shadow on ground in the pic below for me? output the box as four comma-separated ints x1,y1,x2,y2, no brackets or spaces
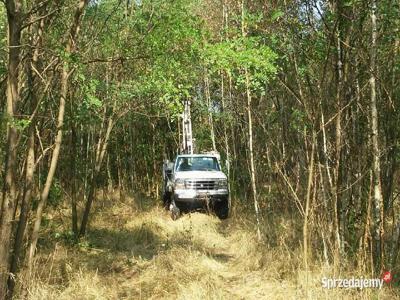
87,226,161,256
73,222,164,274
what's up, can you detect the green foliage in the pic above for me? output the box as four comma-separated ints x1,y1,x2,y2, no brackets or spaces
0,114,31,132
12,117,31,131
54,230,77,245
290,108,311,132
203,37,277,94
48,179,63,208
71,71,103,125
194,126,215,151
79,0,205,121
80,75,103,109
271,9,284,21
133,0,204,117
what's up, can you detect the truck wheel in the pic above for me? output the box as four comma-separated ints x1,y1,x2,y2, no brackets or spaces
163,192,171,210
214,199,229,219
171,206,180,220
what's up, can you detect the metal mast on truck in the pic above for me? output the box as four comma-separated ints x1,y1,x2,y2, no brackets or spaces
181,100,193,154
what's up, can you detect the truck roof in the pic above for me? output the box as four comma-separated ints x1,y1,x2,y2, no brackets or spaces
176,153,221,160
176,154,218,157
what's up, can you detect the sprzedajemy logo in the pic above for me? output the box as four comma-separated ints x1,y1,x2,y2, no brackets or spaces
321,271,392,289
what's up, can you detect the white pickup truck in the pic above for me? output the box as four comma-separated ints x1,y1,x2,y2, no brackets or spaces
162,154,229,220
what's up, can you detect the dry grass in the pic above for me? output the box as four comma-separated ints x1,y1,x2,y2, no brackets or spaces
19,192,398,299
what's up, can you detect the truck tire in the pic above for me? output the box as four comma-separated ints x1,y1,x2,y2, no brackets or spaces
214,199,229,219
171,205,180,220
163,192,172,210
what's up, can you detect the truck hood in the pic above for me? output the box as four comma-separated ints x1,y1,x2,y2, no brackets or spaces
175,171,227,180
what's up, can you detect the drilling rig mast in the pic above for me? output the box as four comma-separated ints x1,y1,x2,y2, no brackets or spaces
181,100,193,154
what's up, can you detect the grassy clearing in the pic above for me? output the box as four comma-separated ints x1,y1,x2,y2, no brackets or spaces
20,192,397,299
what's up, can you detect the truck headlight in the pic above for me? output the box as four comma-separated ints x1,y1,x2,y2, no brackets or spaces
217,179,228,189
174,179,185,189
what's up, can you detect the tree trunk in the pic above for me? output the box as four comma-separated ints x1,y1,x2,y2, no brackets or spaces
7,130,35,298
303,132,315,275
220,72,231,211
8,15,48,296
71,124,79,235
241,0,261,240
333,1,344,269
204,74,216,152
27,56,68,275
228,73,237,184
0,1,22,296
245,70,261,240
369,0,385,272
27,0,89,274
390,221,400,269
80,115,114,236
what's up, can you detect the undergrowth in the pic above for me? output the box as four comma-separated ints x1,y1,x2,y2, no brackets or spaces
16,191,398,299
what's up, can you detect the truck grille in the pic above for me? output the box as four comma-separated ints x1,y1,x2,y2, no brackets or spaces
185,180,217,190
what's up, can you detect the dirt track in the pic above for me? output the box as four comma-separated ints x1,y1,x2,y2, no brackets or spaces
27,196,394,300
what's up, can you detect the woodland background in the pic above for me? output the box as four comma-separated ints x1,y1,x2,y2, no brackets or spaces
0,0,399,298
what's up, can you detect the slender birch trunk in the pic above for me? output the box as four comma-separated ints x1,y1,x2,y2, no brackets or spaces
71,124,79,235
334,3,344,268
369,0,385,272
80,113,114,236
0,1,22,296
27,0,89,274
240,0,261,240
221,72,231,209
390,221,400,268
245,70,261,241
204,74,217,152
303,131,315,290
7,14,47,295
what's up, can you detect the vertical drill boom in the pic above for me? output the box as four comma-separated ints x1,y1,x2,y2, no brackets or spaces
181,100,193,154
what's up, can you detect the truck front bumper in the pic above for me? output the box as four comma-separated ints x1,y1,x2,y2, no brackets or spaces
173,189,228,210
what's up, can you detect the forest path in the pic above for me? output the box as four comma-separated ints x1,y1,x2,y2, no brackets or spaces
29,194,375,299
79,195,300,300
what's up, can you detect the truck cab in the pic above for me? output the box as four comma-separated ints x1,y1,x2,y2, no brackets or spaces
163,153,229,219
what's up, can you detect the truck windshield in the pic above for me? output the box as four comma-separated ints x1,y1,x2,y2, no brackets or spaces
176,156,220,172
